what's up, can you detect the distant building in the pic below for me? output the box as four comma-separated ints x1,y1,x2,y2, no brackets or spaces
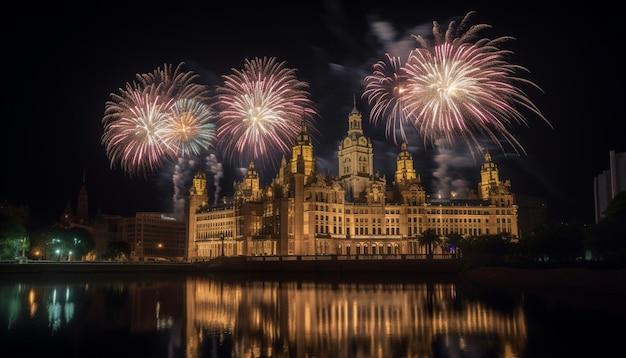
185,100,539,261
128,212,186,261
514,194,547,237
594,150,626,223
90,212,186,261
58,170,93,232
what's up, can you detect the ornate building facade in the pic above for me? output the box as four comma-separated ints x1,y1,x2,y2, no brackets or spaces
186,102,526,261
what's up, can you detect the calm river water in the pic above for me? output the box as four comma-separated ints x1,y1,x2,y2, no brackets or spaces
0,271,623,358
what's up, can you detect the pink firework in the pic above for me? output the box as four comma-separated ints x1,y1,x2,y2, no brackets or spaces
365,11,551,155
102,88,175,177
137,62,211,102
215,57,318,169
102,63,216,177
163,98,217,158
363,53,412,145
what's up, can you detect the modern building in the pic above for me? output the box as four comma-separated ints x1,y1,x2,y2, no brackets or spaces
185,101,541,261
89,212,186,261
593,150,626,223
128,212,186,261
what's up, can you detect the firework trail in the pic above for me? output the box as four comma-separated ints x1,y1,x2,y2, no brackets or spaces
215,57,319,172
364,11,551,156
205,153,224,204
172,157,197,220
138,62,211,103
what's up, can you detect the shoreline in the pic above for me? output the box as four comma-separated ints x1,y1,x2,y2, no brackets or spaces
0,256,469,275
3,259,625,296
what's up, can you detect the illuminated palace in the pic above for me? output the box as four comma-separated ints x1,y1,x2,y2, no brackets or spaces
186,101,540,261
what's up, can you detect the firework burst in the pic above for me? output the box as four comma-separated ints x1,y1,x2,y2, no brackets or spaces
215,56,318,170
364,11,551,155
138,62,211,102
102,62,216,177
164,98,216,158
102,88,175,176
363,53,412,145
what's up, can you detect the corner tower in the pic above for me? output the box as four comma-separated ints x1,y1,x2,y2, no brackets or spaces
186,171,209,260
289,119,316,178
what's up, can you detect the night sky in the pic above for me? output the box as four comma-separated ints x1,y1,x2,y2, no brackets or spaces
2,1,622,227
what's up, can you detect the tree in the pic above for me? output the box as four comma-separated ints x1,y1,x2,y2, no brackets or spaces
584,191,626,264
519,222,586,264
0,213,29,260
465,232,514,266
42,226,95,261
443,232,465,258
419,229,441,257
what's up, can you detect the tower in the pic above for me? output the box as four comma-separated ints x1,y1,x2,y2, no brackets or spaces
290,120,316,255
337,98,374,201
234,161,262,202
393,141,426,205
186,171,209,259
478,151,500,201
394,141,417,184
289,119,316,177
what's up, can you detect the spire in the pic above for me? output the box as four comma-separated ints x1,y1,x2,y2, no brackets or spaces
294,117,311,146
351,94,359,115
299,117,307,134
347,97,363,135
484,150,492,163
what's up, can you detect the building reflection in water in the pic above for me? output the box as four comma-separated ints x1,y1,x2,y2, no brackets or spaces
184,276,527,357
1,275,527,357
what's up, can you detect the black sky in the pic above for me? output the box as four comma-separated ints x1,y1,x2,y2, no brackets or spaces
2,1,622,227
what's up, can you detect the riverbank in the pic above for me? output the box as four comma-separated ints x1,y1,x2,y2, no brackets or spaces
461,266,626,316
0,256,468,275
